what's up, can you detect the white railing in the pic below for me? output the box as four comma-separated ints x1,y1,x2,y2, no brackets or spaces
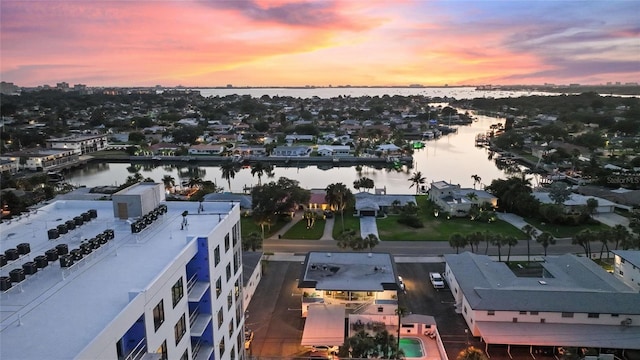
189,306,201,327
124,338,147,360
187,273,198,293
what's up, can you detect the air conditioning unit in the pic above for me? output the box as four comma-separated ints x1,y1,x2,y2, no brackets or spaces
621,318,632,326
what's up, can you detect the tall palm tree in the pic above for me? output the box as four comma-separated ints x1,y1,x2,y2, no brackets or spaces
535,231,555,256
521,224,536,262
449,233,467,254
220,161,239,192
572,229,594,257
363,234,379,251
162,175,175,193
408,171,426,194
325,183,353,231
504,235,518,262
250,162,266,186
491,234,505,261
471,174,482,189
242,232,263,251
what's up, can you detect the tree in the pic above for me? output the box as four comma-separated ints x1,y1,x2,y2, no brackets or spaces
504,235,518,262
536,231,556,256
466,232,483,253
457,346,489,360
354,177,375,193
220,161,239,191
465,192,478,203
491,234,505,261
325,183,353,232
471,174,482,189
408,171,426,194
521,224,536,262
597,228,612,259
572,229,594,257
341,330,375,359
162,175,175,193
585,198,599,217
449,233,467,254
242,232,263,251
362,233,379,251
251,177,310,237
250,162,267,186
548,182,572,205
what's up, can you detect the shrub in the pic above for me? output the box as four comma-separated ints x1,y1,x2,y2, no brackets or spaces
397,214,424,228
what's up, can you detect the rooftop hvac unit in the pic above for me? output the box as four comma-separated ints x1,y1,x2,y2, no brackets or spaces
22,262,38,275
74,216,84,226
9,268,25,283
34,255,49,268
104,229,115,240
89,238,100,249
0,254,6,267
81,212,91,222
0,276,11,291
57,224,68,234
45,249,59,261
47,229,60,240
88,209,98,218
65,220,76,230
59,255,74,268
97,234,108,245
4,248,19,261
70,249,83,261
17,243,31,255
55,244,69,255
79,242,92,255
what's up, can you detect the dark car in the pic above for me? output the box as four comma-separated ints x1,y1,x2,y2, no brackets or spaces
323,210,334,218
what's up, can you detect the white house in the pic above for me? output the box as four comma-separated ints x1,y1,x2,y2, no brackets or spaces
375,143,402,154
429,181,497,217
188,144,225,155
271,146,311,157
612,250,640,292
285,134,315,144
316,145,351,157
0,148,79,171
531,192,616,214
444,252,640,353
0,184,248,360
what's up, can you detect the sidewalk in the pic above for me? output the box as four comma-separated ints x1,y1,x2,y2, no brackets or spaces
267,211,336,241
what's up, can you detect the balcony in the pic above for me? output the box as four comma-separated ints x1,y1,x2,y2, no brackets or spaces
187,273,210,302
192,340,214,360
189,307,212,338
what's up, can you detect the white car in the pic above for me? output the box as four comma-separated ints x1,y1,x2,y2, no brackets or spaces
429,272,445,289
398,276,406,292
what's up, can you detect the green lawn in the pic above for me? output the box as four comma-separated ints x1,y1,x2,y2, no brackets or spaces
331,211,361,238
524,217,610,238
240,216,287,238
377,215,526,241
282,218,326,240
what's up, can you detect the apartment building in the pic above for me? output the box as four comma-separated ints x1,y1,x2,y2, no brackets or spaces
0,182,246,360
612,250,640,292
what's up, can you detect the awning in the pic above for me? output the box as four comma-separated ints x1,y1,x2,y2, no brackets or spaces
476,321,640,350
301,304,345,346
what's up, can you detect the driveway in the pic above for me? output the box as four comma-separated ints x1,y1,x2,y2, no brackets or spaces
592,212,630,229
359,216,379,239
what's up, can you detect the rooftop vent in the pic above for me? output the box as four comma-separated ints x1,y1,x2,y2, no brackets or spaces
538,280,547,285
326,253,331,257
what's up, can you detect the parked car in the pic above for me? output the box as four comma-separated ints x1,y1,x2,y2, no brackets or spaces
323,210,334,219
398,276,406,292
311,345,339,354
429,272,445,289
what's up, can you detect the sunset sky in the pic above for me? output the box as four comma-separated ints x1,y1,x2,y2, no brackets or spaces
1,0,638,87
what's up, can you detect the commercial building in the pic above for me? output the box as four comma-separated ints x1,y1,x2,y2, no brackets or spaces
444,252,640,353
0,148,79,171
0,183,246,360
46,134,108,155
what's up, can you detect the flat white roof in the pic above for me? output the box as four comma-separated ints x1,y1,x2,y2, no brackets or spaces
0,199,235,360
301,304,345,346
113,182,160,196
300,252,398,291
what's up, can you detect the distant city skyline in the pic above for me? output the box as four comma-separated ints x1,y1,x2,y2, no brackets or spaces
1,0,638,87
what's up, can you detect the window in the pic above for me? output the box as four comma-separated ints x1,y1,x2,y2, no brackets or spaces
174,313,186,345
487,310,495,316
233,252,240,273
619,270,624,275
153,300,165,331
225,233,230,252
463,306,467,314
229,319,234,337
588,313,600,318
512,318,518,323
611,314,620,317
237,332,243,354
214,246,220,266
226,263,232,281
218,307,224,327
219,338,226,357
236,304,242,326
231,346,236,360
228,290,233,310
378,307,384,313
234,279,240,301
180,349,189,360
562,312,574,318
157,340,167,360
232,223,239,246
540,318,546,323
216,277,222,298
530,311,539,315
171,277,184,308
519,311,527,315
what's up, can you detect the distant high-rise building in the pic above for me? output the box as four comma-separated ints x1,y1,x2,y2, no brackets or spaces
56,82,70,91
0,81,20,95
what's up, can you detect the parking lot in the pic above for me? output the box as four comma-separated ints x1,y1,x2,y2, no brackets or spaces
245,259,551,360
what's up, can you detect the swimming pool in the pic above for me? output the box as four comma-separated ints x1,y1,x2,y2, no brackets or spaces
399,337,425,358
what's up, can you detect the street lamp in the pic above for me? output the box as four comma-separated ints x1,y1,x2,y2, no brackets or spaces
464,329,469,345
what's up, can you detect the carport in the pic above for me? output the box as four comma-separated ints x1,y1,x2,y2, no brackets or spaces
301,304,346,347
476,322,640,358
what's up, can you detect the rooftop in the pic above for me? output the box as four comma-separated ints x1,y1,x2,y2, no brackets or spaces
0,199,236,360
445,252,640,314
299,252,398,291
612,250,640,268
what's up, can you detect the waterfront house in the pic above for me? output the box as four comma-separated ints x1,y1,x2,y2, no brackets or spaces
531,192,616,214
285,134,315,144
375,143,402,155
316,145,352,157
429,181,497,217
271,145,311,157
354,192,417,217
46,134,108,155
0,148,79,172
188,144,225,155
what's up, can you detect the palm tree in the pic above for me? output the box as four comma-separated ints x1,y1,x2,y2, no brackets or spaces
572,229,594,257
491,234,505,261
220,161,239,192
242,232,263,251
449,233,467,254
325,183,353,231
611,224,631,250
471,174,482,189
362,234,379,251
162,175,175,193
188,176,203,189
597,228,612,259
504,235,518,262
408,171,426,194
535,231,555,256
457,346,488,360
521,224,536,262
466,231,483,253
250,162,266,186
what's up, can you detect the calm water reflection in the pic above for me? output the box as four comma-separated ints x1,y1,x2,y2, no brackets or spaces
65,114,518,193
